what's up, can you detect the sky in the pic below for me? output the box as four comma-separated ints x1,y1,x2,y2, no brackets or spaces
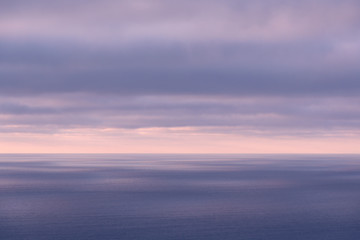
1,0,360,153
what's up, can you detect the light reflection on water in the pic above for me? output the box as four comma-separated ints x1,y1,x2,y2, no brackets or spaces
1,154,360,240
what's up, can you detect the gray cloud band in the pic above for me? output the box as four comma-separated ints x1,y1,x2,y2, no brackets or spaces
1,95,360,137
1,0,360,136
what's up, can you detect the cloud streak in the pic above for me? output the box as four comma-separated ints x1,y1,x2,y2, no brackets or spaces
1,0,360,152
1,95,360,138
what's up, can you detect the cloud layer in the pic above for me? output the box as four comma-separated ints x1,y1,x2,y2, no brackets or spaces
1,0,360,152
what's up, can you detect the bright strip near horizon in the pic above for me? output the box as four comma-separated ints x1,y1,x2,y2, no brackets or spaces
1,0,360,153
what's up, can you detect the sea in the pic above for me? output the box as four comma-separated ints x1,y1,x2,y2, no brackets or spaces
1,154,360,240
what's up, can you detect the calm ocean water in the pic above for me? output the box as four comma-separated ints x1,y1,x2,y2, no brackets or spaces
1,154,360,240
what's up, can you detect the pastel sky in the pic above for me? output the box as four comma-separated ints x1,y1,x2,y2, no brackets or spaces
1,0,360,153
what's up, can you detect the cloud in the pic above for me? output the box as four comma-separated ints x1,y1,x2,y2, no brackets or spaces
1,0,360,97
1,38,360,97
1,94,360,138
1,0,360,150
1,0,359,44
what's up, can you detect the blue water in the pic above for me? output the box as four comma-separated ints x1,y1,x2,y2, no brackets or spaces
1,154,360,240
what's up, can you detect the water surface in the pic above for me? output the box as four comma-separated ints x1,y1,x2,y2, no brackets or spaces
1,154,360,239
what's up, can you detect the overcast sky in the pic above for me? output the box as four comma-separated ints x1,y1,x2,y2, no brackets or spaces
1,0,360,153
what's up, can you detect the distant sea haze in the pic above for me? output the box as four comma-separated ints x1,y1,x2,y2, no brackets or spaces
1,154,360,240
